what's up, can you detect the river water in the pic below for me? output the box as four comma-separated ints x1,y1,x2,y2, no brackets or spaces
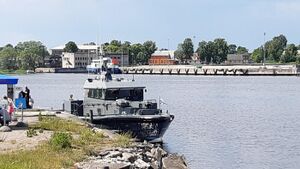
1,74,300,169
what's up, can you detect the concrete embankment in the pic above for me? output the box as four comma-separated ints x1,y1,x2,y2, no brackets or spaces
121,64,300,76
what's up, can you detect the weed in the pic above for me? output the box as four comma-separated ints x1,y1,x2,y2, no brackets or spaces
113,132,132,148
26,128,38,137
50,132,72,150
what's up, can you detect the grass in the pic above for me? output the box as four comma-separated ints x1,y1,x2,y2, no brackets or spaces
113,132,133,148
0,69,27,75
0,117,133,169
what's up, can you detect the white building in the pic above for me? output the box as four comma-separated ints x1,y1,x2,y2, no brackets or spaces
51,44,129,68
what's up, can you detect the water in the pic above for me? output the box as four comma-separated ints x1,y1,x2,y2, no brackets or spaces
1,74,300,169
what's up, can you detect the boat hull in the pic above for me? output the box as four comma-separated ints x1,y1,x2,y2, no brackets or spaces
89,115,174,141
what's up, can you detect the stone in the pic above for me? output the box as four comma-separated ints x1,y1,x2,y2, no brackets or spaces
122,152,137,163
99,151,109,157
106,151,122,158
134,159,151,169
15,121,28,128
162,154,188,169
0,126,12,132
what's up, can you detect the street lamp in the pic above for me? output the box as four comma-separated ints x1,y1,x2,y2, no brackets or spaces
263,32,266,66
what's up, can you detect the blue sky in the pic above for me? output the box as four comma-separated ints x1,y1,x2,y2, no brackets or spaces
0,0,299,51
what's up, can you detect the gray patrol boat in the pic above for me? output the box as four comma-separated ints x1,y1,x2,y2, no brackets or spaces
67,72,174,141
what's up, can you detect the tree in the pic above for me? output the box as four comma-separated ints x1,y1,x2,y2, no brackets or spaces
213,38,228,64
181,38,194,62
143,41,157,63
64,41,78,53
174,43,185,63
104,40,123,53
280,44,297,63
0,45,17,69
237,46,248,54
265,34,287,62
251,47,264,63
130,43,145,65
228,44,237,54
16,41,47,70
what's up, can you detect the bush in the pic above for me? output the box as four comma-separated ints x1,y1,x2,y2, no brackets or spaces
26,128,38,137
76,128,105,146
50,132,72,150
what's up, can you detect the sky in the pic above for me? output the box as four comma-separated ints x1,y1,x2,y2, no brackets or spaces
0,0,299,52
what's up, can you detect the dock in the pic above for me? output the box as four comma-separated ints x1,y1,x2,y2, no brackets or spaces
121,64,300,76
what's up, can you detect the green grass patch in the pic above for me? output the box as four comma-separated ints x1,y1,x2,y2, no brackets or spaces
113,132,132,148
0,117,133,169
33,117,87,133
0,69,26,75
0,144,85,169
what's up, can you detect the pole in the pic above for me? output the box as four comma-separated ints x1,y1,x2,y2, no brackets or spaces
263,32,266,66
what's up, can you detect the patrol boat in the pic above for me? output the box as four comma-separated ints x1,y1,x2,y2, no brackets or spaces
82,72,174,141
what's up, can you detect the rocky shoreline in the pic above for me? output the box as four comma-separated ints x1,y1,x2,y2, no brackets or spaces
74,142,188,169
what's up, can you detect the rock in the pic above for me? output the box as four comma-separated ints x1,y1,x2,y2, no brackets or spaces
99,151,109,157
15,121,28,128
162,154,188,169
106,151,122,158
134,159,151,169
0,126,12,132
122,152,137,163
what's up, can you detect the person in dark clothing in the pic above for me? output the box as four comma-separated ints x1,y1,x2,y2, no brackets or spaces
25,86,31,109
18,90,25,98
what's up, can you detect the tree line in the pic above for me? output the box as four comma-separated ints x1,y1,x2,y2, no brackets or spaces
0,41,48,71
174,34,300,64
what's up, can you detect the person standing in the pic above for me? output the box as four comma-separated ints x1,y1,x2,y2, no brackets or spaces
25,86,31,109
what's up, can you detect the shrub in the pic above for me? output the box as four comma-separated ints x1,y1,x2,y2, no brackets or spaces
50,132,72,150
26,128,38,137
79,129,104,143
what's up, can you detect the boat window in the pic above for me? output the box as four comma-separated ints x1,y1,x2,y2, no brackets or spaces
104,88,143,101
87,89,103,99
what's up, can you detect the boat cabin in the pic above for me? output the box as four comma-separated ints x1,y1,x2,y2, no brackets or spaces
83,75,146,102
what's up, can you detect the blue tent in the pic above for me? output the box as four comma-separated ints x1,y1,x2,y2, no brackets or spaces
0,74,18,84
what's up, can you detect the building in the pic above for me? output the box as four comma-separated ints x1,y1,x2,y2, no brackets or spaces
50,44,129,68
148,50,177,65
226,53,250,64
62,52,97,68
104,53,129,66
50,44,100,57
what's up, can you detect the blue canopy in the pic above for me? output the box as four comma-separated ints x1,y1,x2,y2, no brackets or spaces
0,74,18,85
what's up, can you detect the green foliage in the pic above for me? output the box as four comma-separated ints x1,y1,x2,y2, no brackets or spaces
33,117,86,133
0,45,17,69
77,128,105,145
26,128,38,137
237,46,248,54
50,132,72,149
280,44,298,63
143,40,157,62
251,47,264,63
130,43,145,64
228,44,237,54
64,41,78,53
182,38,194,62
197,38,228,64
113,132,132,148
14,41,48,70
265,34,287,62
174,43,185,62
